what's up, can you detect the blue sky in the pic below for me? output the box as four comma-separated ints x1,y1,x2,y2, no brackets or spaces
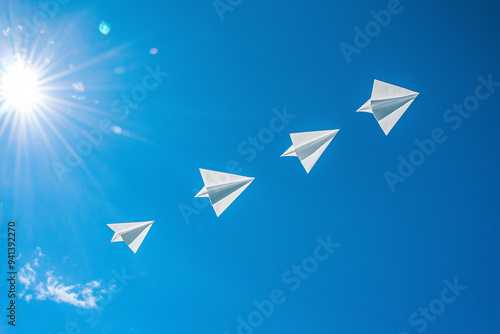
1,0,499,333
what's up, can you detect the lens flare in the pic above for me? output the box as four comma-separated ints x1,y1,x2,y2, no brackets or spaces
99,21,111,35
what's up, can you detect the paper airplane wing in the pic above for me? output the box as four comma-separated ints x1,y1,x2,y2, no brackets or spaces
210,179,253,216
121,222,153,253
285,130,339,173
107,221,154,253
371,79,418,100
195,169,254,216
198,168,245,187
373,97,417,135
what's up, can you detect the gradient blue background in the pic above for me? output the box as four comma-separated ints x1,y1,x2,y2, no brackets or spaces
1,0,499,333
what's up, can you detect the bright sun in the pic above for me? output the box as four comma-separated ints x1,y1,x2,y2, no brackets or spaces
0,60,42,113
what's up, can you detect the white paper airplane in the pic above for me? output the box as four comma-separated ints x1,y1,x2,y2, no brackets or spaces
281,129,339,173
357,79,419,135
107,221,154,253
195,169,254,217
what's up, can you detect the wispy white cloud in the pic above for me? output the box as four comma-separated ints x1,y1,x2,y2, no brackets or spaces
33,247,43,267
35,247,43,257
19,263,36,289
18,248,111,309
33,272,104,309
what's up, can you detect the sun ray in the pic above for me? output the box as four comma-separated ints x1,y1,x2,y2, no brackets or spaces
37,45,127,86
